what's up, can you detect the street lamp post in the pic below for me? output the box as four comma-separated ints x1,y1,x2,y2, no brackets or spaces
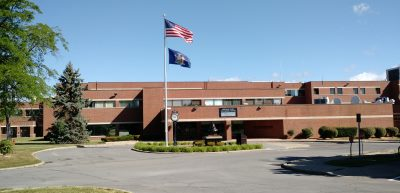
171,110,179,146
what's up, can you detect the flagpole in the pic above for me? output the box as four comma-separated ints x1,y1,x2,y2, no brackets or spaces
163,14,169,147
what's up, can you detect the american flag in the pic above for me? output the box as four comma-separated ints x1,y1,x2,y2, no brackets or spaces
165,19,193,43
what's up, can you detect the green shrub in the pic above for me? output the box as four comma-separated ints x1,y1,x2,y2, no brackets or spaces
318,126,338,139
216,142,224,146
206,141,216,146
0,140,13,155
287,130,295,137
301,128,313,139
193,140,205,147
374,127,386,138
360,127,376,139
337,127,358,137
101,135,139,142
133,142,263,153
225,141,236,145
254,144,263,149
386,127,399,137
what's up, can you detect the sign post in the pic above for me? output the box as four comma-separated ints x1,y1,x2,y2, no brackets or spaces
356,113,361,157
349,136,354,157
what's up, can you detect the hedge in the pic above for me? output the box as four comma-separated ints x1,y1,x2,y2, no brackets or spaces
101,135,140,142
301,128,313,139
336,127,358,137
133,142,263,153
360,127,376,139
318,126,338,139
386,127,399,137
374,127,386,138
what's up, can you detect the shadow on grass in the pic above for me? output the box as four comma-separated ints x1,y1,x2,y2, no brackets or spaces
275,154,400,180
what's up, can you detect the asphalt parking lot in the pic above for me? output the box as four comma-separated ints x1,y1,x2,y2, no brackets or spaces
0,142,399,193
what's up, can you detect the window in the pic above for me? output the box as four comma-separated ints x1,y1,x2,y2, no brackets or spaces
26,109,41,117
245,98,281,105
223,99,241,106
214,99,223,106
204,99,214,106
375,88,381,94
1,128,6,134
245,99,254,105
205,99,240,106
285,89,305,97
120,100,140,108
330,88,336,94
360,88,366,95
92,101,115,108
337,88,343,95
353,88,358,94
313,88,319,95
168,100,201,107
298,89,305,96
172,100,182,107
273,99,282,105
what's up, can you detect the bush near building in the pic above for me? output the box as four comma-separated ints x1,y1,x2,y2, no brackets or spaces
360,127,376,139
386,127,399,137
301,128,313,139
0,140,13,155
287,130,295,138
101,135,140,142
336,127,358,137
133,142,263,153
374,127,387,138
318,126,338,139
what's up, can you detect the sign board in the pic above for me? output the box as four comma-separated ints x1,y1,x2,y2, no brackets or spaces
356,113,361,123
219,108,237,117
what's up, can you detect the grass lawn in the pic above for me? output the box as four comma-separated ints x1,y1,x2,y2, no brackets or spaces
0,137,103,169
0,187,129,193
326,153,400,167
0,138,73,169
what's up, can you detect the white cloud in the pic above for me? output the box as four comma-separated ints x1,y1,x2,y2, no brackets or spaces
353,3,370,15
349,72,385,81
209,77,241,81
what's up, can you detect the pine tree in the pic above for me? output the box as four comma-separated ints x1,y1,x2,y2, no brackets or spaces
48,63,89,144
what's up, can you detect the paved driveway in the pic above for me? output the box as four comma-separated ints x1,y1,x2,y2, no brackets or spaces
0,142,399,193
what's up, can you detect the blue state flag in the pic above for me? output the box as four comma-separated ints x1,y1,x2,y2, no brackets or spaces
168,48,191,68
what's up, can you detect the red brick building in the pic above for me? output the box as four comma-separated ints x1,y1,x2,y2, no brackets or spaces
1,76,398,140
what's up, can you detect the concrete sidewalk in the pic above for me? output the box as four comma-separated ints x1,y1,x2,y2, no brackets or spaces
281,155,400,180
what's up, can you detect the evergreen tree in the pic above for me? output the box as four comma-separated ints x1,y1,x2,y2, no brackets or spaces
48,63,89,144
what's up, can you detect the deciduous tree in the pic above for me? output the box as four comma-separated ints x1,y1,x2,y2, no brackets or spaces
0,0,67,139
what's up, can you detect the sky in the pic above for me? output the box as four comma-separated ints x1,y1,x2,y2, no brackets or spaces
32,0,400,84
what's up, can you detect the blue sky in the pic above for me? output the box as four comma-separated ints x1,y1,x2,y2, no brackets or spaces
33,0,400,84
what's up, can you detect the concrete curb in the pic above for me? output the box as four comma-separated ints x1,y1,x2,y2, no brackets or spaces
280,162,339,177
0,146,76,171
77,141,137,148
0,186,132,193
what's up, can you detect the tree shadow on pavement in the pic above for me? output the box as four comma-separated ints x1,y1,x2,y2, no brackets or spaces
274,155,400,180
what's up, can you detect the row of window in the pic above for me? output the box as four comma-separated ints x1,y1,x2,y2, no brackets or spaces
285,89,305,97
313,87,381,95
167,98,282,107
88,100,141,108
